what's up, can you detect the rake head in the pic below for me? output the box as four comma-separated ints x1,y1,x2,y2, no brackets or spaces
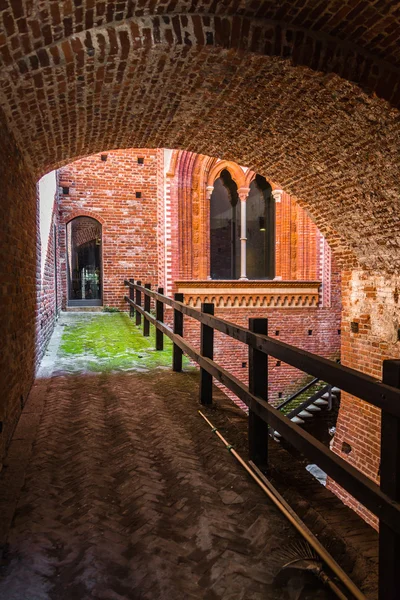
273,541,331,600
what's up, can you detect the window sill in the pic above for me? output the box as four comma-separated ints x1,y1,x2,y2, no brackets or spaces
174,280,321,309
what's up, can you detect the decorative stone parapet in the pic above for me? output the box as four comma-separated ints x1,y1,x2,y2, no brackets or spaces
175,280,321,309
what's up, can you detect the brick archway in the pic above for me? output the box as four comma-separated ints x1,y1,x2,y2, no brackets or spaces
1,33,398,272
1,10,399,108
1,2,400,505
207,161,247,190
65,211,106,227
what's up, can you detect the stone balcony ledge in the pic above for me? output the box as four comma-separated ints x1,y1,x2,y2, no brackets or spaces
175,280,321,309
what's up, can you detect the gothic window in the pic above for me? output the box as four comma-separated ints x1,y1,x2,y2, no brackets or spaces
246,175,275,280
210,170,240,280
209,172,275,281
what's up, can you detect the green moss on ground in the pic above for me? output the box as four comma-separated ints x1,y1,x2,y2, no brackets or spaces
58,312,192,373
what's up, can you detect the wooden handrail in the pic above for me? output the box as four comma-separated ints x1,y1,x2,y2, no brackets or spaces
124,292,400,533
124,280,400,418
125,278,400,598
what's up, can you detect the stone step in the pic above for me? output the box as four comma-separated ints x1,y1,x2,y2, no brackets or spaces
321,392,337,400
305,404,321,412
65,306,103,312
298,410,313,418
331,387,341,395
291,416,305,424
314,398,329,406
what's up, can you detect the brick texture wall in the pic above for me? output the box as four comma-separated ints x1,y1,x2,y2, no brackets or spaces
0,111,37,464
0,1,399,528
58,149,163,309
328,270,400,528
161,150,342,408
179,259,341,408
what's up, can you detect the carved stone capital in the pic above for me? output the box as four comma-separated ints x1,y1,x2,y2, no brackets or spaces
272,188,283,202
238,187,250,202
206,185,214,200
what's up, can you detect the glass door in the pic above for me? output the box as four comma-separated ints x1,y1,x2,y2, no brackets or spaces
67,217,102,306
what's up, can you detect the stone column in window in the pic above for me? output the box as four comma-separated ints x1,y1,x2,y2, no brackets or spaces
238,187,250,280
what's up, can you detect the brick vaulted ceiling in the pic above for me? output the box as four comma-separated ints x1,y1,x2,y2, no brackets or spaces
1,1,400,271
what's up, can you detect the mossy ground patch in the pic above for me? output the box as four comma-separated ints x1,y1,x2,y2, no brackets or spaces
58,312,192,373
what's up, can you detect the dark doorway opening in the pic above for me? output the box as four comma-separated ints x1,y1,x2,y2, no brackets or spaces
67,216,102,306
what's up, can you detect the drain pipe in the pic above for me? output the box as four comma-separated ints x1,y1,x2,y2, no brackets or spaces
198,410,366,600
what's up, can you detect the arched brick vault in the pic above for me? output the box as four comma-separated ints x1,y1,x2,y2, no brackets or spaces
1,1,400,525
1,5,400,273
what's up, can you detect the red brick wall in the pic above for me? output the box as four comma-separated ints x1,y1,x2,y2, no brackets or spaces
182,305,340,407
166,159,181,297
275,191,321,282
162,151,342,407
180,259,341,408
328,270,400,528
58,149,162,309
156,149,166,291
0,111,37,464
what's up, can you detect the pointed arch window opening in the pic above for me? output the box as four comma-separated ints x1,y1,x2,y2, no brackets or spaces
209,172,276,280
209,170,240,280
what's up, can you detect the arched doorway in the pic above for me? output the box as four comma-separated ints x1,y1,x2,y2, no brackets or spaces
66,216,102,307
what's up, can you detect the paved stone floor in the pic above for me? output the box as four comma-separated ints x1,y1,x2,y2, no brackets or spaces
0,313,333,600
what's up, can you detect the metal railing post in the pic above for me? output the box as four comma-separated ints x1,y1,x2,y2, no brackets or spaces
379,359,400,600
199,303,214,405
156,287,164,351
144,283,151,337
135,280,142,326
129,278,135,318
173,293,184,372
248,318,269,471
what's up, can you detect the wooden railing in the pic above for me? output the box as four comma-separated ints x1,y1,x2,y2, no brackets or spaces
124,278,400,600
